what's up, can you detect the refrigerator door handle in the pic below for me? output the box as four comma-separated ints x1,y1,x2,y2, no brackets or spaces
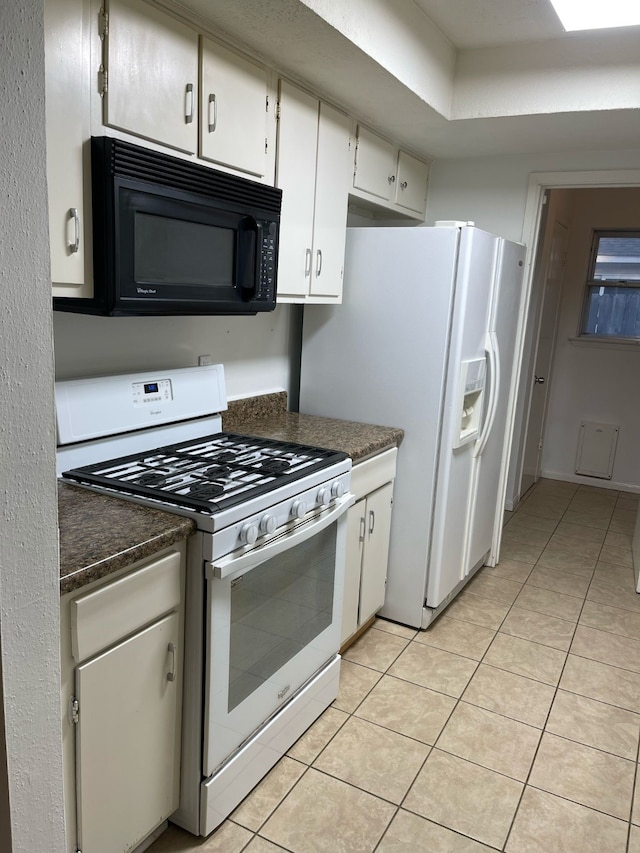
475,331,500,458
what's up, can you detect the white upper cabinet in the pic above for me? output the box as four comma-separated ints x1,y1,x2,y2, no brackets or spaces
352,127,397,202
45,0,93,296
395,150,430,214
352,125,429,218
199,38,273,180
276,80,352,303
104,0,199,155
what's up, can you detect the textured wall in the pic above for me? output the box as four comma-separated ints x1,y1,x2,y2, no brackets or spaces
542,187,640,490
0,0,66,850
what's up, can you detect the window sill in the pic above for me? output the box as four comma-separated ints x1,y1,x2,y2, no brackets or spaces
569,336,640,351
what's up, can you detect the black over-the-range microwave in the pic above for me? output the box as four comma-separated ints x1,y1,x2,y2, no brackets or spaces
53,137,282,316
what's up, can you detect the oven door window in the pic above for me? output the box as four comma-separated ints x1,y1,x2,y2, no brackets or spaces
228,523,336,712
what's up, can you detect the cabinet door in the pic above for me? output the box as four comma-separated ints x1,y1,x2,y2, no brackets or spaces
275,81,318,299
105,0,198,154
309,103,352,299
352,126,397,201
395,151,429,215
358,483,393,624
341,500,365,645
75,611,181,853
200,38,270,179
45,0,93,295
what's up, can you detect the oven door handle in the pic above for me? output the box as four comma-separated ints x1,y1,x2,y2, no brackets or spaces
208,493,355,580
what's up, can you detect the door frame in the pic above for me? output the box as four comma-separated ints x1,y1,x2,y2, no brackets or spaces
507,169,640,508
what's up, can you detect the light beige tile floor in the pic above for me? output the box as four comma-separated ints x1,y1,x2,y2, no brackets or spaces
148,479,640,852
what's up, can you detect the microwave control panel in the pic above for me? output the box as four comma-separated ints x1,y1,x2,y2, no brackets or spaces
256,221,277,303
132,379,173,406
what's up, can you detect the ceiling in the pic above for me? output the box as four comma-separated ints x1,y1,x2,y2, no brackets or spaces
171,0,640,161
413,0,570,49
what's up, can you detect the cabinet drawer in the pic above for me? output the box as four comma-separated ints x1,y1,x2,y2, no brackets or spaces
71,550,181,662
351,447,397,500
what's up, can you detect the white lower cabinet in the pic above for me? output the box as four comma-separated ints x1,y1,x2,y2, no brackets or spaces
60,545,186,853
341,449,397,646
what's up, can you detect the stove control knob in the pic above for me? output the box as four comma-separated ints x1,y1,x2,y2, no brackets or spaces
240,522,259,545
291,500,308,519
260,514,277,535
331,480,346,499
317,487,331,507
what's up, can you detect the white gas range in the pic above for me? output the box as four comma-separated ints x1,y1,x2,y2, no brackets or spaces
56,364,354,836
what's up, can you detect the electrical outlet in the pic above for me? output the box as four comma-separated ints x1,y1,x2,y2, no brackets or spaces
198,355,213,366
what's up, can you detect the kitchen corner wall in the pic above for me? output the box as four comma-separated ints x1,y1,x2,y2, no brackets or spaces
541,187,640,491
53,305,294,400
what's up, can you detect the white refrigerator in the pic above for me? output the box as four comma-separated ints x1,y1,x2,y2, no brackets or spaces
299,224,525,628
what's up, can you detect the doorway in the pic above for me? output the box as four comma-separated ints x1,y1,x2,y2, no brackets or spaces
507,171,640,509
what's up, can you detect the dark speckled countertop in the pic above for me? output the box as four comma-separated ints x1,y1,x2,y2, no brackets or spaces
58,392,403,594
58,482,195,595
223,393,404,463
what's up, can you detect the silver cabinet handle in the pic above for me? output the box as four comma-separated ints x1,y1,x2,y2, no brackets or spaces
68,208,80,254
369,509,375,535
208,93,217,133
400,181,408,190
316,249,323,277
534,375,546,384
359,516,366,543
167,642,176,682
388,175,396,184
185,83,194,124
304,248,312,277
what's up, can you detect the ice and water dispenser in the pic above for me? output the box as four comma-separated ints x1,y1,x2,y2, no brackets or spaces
453,357,486,448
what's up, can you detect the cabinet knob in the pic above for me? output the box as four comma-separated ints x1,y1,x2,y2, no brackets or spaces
400,181,408,190
388,175,396,184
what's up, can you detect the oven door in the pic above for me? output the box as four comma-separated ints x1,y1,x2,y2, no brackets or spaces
203,493,354,776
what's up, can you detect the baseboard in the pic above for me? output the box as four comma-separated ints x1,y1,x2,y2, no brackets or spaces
539,469,640,495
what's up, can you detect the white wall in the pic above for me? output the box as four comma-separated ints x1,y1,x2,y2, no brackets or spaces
301,0,455,117
541,188,640,491
53,306,293,400
454,33,640,118
425,148,640,243
0,0,66,849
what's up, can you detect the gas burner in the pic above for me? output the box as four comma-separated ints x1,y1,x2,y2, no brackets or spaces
202,464,231,478
188,482,225,501
259,458,290,475
137,472,168,486
214,451,237,463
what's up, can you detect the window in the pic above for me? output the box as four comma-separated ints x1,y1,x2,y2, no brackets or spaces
581,230,640,339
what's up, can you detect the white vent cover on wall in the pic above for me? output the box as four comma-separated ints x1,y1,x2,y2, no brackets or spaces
575,421,619,480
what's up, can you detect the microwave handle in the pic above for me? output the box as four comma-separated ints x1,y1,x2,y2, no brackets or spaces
238,216,263,296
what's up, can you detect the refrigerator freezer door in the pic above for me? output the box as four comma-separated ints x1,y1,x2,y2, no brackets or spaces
300,226,460,628
465,238,526,573
425,226,499,611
